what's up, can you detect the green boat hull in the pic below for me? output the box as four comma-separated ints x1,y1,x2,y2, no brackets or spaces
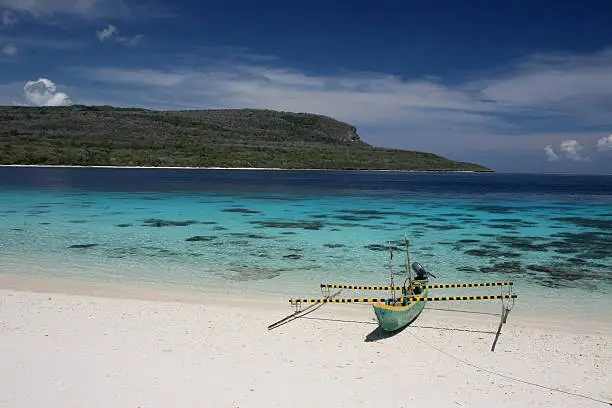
372,288,428,332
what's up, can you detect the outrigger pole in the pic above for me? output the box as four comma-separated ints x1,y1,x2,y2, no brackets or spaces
290,294,517,304
320,282,513,290
268,288,343,330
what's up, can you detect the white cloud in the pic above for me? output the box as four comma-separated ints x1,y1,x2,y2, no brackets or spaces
0,0,130,19
544,145,560,161
478,49,612,105
78,46,612,130
597,134,612,151
96,24,142,46
96,24,118,41
1,9,17,26
1,43,16,55
82,65,499,128
560,140,588,161
23,78,72,106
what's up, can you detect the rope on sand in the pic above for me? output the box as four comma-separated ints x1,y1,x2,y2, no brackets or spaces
408,331,611,406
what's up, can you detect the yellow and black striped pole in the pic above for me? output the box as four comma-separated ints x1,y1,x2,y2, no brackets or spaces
319,282,513,290
289,294,517,304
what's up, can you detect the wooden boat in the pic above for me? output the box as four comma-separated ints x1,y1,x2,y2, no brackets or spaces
371,236,432,331
273,236,517,344
372,278,428,332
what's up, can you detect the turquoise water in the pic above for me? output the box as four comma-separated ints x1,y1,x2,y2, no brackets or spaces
1,168,611,319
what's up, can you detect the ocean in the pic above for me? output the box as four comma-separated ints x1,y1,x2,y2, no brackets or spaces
1,167,611,320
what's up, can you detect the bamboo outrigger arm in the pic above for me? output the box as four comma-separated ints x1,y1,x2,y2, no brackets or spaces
290,294,518,304
319,282,513,290
268,288,343,330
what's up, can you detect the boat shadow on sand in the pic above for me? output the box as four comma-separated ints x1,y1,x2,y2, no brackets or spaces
299,313,497,342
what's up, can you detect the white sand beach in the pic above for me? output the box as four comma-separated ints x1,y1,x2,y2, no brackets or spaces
1,277,610,408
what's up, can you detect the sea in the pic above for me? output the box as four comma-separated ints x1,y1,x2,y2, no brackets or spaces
1,167,611,321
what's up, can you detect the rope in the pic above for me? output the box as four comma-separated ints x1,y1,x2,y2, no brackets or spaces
407,331,611,406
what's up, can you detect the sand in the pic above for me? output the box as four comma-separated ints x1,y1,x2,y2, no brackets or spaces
1,279,610,408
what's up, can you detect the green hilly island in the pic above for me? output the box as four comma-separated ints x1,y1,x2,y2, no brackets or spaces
0,106,491,171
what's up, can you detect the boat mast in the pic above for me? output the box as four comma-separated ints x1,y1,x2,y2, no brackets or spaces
388,241,396,300
404,236,412,288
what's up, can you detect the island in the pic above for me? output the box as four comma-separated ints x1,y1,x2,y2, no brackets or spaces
0,106,492,171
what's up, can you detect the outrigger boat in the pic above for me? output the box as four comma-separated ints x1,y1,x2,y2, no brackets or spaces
272,237,517,344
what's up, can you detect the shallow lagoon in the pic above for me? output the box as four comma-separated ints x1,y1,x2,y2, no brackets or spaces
1,167,611,320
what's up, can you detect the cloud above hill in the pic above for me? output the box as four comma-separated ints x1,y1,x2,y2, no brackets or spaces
23,78,71,106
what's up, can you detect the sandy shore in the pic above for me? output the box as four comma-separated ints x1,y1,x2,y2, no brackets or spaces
1,281,610,408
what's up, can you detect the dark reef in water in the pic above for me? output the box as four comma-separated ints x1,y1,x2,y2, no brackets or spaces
186,235,217,242
222,208,261,214
283,254,302,260
427,224,462,230
334,214,384,222
480,261,524,274
250,220,325,230
142,218,199,227
468,205,514,214
495,236,548,252
69,243,98,248
464,249,521,258
552,217,612,230
485,224,517,230
229,232,269,239
324,243,345,248
457,266,478,272
365,244,401,252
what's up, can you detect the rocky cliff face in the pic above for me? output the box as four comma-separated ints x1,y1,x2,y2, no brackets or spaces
345,126,360,143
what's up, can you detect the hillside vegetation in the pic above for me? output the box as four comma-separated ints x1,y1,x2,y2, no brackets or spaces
0,106,492,171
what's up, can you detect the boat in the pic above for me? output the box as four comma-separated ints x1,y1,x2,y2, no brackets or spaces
372,276,429,332
371,236,430,331
270,236,517,344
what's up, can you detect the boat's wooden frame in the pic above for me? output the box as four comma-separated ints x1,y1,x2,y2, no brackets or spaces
273,237,517,347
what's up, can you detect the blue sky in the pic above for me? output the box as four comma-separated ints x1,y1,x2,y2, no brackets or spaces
1,0,612,173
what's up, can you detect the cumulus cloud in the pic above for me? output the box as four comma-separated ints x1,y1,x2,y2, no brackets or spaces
560,140,586,161
23,78,71,106
1,43,17,55
96,24,142,46
543,140,589,162
544,145,560,161
596,134,612,151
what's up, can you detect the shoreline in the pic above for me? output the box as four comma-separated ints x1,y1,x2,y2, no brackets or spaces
2,273,611,334
0,164,483,173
